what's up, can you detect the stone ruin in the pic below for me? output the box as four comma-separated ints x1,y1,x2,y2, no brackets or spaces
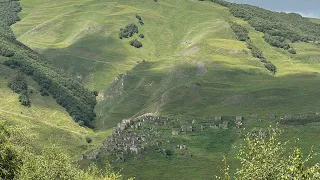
279,112,320,121
83,114,244,161
181,125,193,133
172,130,180,136
171,116,243,135
176,144,187,150
268,114,276,119
85,113,169,162
235,116,243,129
219,121,229,129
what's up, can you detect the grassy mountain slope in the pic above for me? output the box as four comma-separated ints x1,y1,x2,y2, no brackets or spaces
11,0,320,179
13,0,320,128
0,63,110,157
310,18,320,24
0,0,108,157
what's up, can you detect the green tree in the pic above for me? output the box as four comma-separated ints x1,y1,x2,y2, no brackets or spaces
119,24,139,39
264,63,277,74
19,93,31,107
19,147,129,180
0,122,131,180
0,122,22,180
129,39,143,48
8,73,28,94
229,22,250,41
288,48,297,54
217,126,320,179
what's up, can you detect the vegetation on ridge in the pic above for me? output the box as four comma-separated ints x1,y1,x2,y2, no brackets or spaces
0,0,97,127
229,21,277,74
8,73,31,107
0,0,21,38
213,0,320,53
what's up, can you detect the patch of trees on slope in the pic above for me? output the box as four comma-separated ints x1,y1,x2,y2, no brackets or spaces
229,21,277,74
119,14,145,48
0,0,97,127
0,0,21,38
213,0,320,53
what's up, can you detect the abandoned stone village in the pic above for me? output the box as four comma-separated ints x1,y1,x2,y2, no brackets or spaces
81,111,320,162
82,113,246,162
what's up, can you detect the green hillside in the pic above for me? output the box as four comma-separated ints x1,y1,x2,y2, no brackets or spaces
310,18,320,24
7,0,320,179
12,0,320,127
0,0,108,158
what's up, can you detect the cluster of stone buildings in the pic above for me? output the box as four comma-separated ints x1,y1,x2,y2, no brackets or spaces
172,116,243,135
86,114,168,162
83,111,320,162
84,114,245,161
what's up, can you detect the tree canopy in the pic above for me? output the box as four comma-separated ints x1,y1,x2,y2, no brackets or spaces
0,121,132,180
214,0,320,53
0,1,97,127
218,126,320,179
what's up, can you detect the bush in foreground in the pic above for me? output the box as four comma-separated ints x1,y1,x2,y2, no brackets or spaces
0,122,133,180
217,126,320,179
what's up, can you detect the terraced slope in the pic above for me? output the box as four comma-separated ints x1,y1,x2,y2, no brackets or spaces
11,0,320,179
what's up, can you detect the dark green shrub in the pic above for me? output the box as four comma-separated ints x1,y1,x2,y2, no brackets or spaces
263,33,290,49
93,90,98,96
40,87,49,96
229,21,249,41
136,14,142,21
19,93,31,107
0,122,22,180
8,73,28,94
246,41,277,75
119,24,139,39
165,149,173,156
260,57,268,63
264,62,277,74
139,20,144,26
28,89,34,94
251,45,264,59
86,137,92,144
0,46,14,57
139,34,144,38
288,48,297,54
130,39,143,48
7,73,31,107
283,44,290,50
